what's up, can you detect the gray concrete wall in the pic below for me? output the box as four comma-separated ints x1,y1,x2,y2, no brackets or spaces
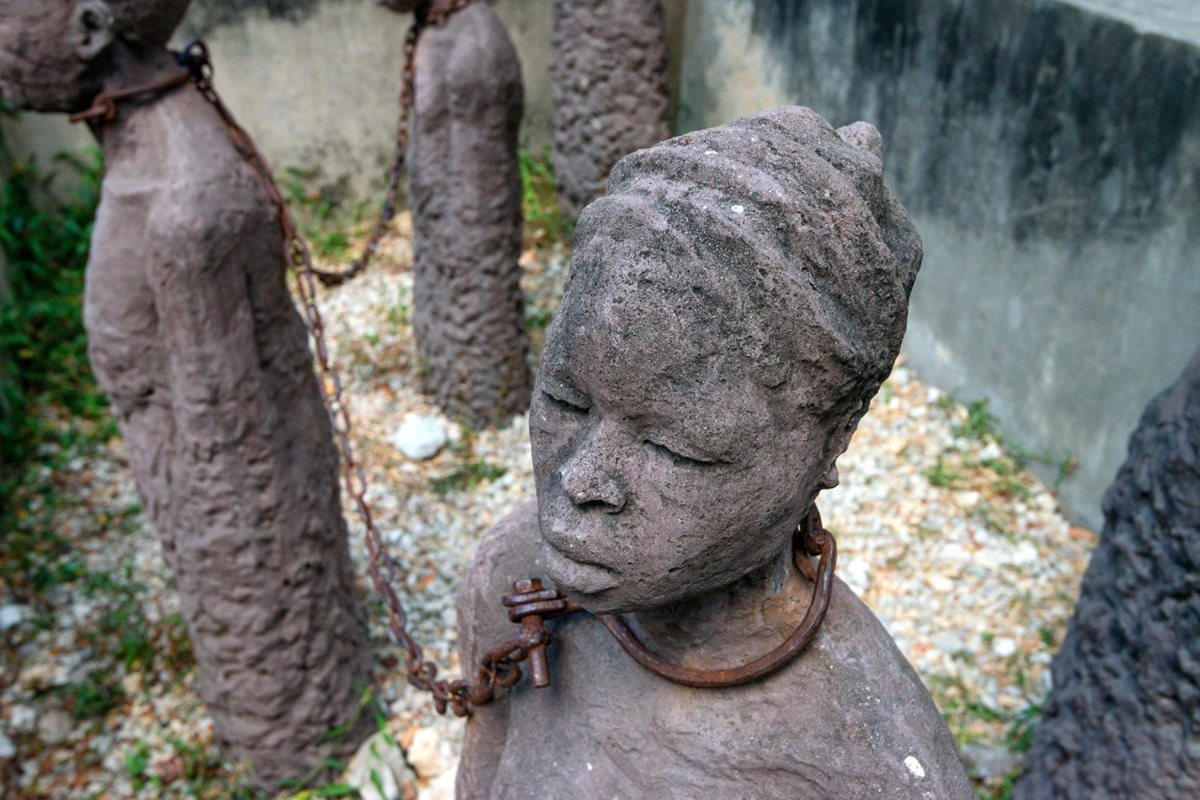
680,0,1200,530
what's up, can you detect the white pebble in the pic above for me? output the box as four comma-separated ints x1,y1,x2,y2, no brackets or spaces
0,604,25,632
992,637,1018,657
406,727,446,779
390,414,447,461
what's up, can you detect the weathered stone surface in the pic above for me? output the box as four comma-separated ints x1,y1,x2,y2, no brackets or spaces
1017,346,1200,799
551,0,671,220
0,1,372,788
403,0,531,428
457,107,970,798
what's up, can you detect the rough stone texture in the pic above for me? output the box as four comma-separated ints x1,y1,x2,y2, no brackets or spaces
404,0,531,428
551,0,671,220
680,0,1200,533
0,1,372,788
456,107,971,798
1016,346,1200,799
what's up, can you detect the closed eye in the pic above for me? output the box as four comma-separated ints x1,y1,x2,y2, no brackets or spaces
644,439,721,468
543,389,588,414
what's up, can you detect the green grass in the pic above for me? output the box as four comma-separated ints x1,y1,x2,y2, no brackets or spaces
430,459,507,495
925,456,963,488
0,109,110,599
281,166,360,261
519,149,573,246
68,670,126,719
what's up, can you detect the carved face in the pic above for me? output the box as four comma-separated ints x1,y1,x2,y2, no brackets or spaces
0,2,103,112
531,237,843,615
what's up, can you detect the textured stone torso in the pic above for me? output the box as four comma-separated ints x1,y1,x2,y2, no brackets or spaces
1017,347,1200,799
84,84,371,784
456,502,974,800
551,0,671,219
409,1,530,427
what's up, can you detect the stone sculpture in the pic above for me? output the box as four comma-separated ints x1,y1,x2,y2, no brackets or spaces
379,0,531,428
0,1,371,787
1017,347,1200,798
456,107,974,799
551,0,671,220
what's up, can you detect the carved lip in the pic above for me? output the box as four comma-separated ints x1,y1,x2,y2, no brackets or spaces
539,538,620,595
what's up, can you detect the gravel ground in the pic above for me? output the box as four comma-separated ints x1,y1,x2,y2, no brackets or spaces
0,216,1096,798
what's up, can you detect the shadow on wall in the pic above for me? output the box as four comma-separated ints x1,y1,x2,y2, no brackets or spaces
680,0,1200,531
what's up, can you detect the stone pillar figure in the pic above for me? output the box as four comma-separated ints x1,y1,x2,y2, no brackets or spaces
551,0,671,220
455,107,974,799
379,0,531,428
0,1,372,787
1016,347,1200,798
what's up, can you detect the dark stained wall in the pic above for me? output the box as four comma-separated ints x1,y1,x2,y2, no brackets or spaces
681,0,1200,529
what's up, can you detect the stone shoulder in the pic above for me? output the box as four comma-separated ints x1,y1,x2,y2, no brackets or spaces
456,500,542,671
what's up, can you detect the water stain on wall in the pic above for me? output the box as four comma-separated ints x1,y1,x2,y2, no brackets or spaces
746,0,1200,242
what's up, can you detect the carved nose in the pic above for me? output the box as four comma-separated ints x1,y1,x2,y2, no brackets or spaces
560,449,627,513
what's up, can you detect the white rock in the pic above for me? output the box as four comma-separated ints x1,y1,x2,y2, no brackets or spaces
960,741,1021,780
0,604,25,632
9,705,36,733
926,574,955,594
406,727,445,779
19,662,67,691
992,637,1018,657
979,443,1005,462
391,415,448,461
345,731,415,800
418,766,457,800
0,732,14,759
1010,541,1039,565
36,709,72,745
932,631,965,654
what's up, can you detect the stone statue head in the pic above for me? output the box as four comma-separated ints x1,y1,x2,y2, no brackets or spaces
0,0,191,112
531,106,922,614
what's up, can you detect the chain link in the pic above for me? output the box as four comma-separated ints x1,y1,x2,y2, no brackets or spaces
79,2,839,720
312,0,478,287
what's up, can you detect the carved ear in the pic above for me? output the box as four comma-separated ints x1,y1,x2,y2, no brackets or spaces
836,121,884,163
72,0,116,63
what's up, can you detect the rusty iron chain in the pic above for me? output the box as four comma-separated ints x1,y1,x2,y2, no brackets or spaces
312,0,479,287
75,8,839,716
174,21,547,717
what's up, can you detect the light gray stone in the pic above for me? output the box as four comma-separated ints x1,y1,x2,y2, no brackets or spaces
961,741,1021,781
36,710,72,746
345,730,416,800
391,414,448,461
0,604,25,632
